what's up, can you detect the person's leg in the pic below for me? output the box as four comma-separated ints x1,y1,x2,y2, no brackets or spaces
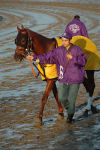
67,84,80,123
58,82,69,109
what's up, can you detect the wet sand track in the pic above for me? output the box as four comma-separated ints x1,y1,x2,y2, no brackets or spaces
0,0,100,150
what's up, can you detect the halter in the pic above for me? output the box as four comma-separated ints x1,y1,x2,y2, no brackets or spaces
15,29,49,79
24,30,33,55
26,30,39,78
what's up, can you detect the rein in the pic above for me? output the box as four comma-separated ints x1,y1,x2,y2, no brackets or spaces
25,30,49,79
30,60,38,77
30,60,49,80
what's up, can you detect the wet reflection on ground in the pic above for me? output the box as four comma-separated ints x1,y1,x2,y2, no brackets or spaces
0,0,100,149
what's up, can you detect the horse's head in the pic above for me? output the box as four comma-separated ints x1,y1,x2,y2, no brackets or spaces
14,25,33,61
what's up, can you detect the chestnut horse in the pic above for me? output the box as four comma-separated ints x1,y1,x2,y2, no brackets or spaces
14,25,96,125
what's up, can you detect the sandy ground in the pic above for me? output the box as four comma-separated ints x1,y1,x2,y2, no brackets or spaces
0,0,100,150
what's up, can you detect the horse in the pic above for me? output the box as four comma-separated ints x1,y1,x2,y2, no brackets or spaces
14,25,97,125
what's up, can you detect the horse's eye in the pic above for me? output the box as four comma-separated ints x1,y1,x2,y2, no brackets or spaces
21,39,25,44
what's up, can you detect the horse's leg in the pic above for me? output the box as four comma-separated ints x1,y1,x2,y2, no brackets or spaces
83,70,96,113
52,82,64,120
36,79,57,125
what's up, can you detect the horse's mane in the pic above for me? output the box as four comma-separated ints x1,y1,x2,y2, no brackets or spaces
27,28,53,41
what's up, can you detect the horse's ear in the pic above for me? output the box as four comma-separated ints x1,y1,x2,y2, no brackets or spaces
21,25,24,30
17,26,20,32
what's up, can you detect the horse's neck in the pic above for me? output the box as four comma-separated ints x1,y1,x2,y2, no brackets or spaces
28,29,50,42
27,29,56,55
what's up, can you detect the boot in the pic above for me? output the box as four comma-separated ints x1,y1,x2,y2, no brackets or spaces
91,105,99,114
67,114,74,123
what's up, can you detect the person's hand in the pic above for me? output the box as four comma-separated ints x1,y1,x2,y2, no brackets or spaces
66,53,72,60
26,55,33,61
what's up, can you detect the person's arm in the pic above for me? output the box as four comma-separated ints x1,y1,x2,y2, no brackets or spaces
26,48,58,64
73,47,87,67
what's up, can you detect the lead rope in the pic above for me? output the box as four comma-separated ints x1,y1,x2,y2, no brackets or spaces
30,60,37,77
27,30,41,78
29,36,58,79
30,59,49,80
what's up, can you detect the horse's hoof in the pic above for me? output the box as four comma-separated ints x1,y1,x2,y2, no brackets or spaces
91,105,99,114
35,117,42,126
57,113,64,121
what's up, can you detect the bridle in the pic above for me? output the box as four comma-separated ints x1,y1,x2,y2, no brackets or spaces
15,29,33,56
25,31,33,55
15,29,49,79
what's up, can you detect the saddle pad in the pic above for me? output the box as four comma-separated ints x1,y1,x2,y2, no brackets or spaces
37,64,58,80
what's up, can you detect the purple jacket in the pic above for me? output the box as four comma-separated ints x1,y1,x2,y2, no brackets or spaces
65,19,88,37
33,45,87,84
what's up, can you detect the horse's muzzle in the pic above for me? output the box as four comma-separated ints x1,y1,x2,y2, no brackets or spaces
14,47,27,61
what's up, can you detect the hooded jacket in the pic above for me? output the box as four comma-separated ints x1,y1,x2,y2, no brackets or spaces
33,45,87,84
